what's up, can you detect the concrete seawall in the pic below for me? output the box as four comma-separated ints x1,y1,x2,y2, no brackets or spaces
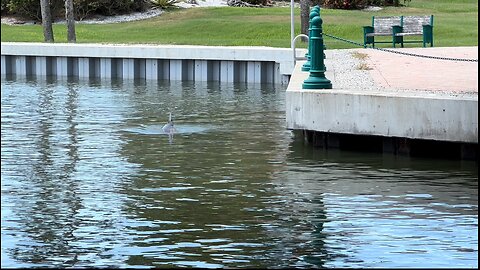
286,47,478,159
1,42,303,84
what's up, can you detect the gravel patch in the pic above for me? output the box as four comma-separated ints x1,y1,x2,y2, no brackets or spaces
326,49,385,92
75,8,164,24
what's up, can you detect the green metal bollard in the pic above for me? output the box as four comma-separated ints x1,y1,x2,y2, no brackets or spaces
302,6,320,72
302,15,332,89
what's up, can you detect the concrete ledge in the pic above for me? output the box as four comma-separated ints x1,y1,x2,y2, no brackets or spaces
287,56,478,144
1,42,302,83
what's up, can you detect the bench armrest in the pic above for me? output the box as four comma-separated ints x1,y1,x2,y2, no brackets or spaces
392,25,403,46
363,26,374,37
363,26,374,47
422,24,433,44
422,24,433,31
363,26,374,33
392,25,403,35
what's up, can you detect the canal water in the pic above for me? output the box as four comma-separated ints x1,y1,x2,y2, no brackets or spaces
1,77,478,268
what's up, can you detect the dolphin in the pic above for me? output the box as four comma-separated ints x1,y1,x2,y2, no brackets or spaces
162,112,177,134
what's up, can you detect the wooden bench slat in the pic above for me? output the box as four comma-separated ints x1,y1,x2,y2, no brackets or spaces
372,16,402,35
395,32,423,36
401,15,432,33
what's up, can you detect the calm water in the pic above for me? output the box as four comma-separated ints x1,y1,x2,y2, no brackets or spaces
1,77,478,268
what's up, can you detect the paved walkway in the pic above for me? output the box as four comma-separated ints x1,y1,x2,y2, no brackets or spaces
361,46,478,94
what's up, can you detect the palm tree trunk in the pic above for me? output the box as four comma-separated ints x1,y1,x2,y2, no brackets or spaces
65,0,76,42
40,0,54,42
300,0,311,42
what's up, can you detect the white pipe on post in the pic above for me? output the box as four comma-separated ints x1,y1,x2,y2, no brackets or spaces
290,0,294,49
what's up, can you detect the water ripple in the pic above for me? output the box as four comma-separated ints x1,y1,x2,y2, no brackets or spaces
1,78,477,268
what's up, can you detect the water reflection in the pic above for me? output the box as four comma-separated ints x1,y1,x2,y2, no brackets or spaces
2,79,82,266
1,77,478,268
276,138,478,268
2,77,140,267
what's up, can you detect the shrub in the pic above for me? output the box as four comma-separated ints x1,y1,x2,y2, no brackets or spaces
244,0,271,5
322,0,409,9
150,0,179,9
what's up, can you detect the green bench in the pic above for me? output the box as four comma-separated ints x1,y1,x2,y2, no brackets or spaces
363,15,434,48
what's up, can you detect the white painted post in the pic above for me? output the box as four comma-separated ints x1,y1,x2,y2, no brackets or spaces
247,61,262,83
15,56,26,76
122,58,135,79
0,55,6,77
170,59,183,80
78,58,90,78
56,57,68,77
291,0,295,49
35,56,47,77
195,60,208,81
220,61,234,82
145,59,158,80
100,58,112,79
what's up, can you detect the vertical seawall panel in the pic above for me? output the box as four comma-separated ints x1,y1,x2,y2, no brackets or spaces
123,58,134,79
100,58,112,79
78,58,90,78
220,61,234,82
15,56,26,76
145,59,158,80
170,60,182,81
56,57,68,77
195,60,208,81
184,60,194,81
35,56,47,77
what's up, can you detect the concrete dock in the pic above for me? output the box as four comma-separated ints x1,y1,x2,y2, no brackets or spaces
286,46,478,159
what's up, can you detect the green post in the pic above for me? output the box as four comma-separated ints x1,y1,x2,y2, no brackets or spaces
302,6,320,72
302,15,332,89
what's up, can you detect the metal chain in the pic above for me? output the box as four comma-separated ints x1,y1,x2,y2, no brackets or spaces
323,33,479,63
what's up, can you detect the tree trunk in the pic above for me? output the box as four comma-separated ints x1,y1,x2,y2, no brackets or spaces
65,0,76,42
300,0,311,42
40,0,54,42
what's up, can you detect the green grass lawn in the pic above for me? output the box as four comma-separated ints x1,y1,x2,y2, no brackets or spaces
1,0,477,49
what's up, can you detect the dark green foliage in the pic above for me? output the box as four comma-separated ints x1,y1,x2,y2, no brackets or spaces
5,0,64,21
4,0,42,20
321,0,410,9
2,0,151,21
243,0,271,5
74,0,151,20
1,0,9,14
